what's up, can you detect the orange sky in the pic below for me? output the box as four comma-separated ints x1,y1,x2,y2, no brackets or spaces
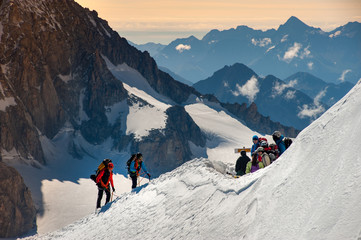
75,0,361,44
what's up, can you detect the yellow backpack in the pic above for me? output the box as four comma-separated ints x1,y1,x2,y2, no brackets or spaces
90,159,112,182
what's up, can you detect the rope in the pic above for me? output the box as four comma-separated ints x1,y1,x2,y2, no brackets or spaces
138,176,143,186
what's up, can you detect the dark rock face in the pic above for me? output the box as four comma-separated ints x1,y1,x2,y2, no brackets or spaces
0,162,36,238
0,0,198,166
127,105,206,177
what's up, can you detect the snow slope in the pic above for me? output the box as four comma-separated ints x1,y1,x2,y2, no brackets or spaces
4,61,263,236
25,80,361,239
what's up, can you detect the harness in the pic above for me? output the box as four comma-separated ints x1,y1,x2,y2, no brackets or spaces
135,160,141,176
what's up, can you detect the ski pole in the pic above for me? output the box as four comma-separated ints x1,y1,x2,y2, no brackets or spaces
138,175,144,185
113,193,121,198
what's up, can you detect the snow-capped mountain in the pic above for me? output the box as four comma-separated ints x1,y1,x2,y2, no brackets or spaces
147,16,361,84
284,72,354,106
27,79,361,240
193,63,328,130
0,0,300,237
0,0,300,175
0,0,203,176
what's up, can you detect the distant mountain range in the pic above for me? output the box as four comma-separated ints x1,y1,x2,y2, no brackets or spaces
158,66,193,86
283,72,354,106
128,41,166,57
193,63,335,130
136,16,361,84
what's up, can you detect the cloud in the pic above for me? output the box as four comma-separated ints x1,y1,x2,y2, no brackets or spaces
285,90,296,100
175,44,191,53
283,42,302,62
307,62,314,70
281,35,288,42
314,87,327,104
266,45,275,53
300,45,311,59
298,88,327,119
272,79,298,97
329,30,341,38
251,38,272,47
231,76,259,102
298,104,325,119
338,69,351,82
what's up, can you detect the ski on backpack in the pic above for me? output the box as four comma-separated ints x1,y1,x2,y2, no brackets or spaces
226,171,240,178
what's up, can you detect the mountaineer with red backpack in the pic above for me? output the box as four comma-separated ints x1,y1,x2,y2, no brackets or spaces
259,139,278,163
95,162,115,209
256,147,271,167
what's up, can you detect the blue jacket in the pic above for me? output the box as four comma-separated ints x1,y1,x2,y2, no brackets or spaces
275,135,286,156
251,142,260,155
129,160,148,174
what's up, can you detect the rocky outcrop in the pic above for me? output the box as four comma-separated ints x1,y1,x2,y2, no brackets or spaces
0,161,36,238
130,106,206,177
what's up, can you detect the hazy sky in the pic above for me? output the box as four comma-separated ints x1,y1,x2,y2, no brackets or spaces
75,0,361,44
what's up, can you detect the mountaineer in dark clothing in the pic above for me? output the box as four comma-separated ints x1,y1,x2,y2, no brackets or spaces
235,150,250,176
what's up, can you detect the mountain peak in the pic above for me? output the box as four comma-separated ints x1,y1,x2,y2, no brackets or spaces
286,16,305,25
278,16,310,32
217,63,257,78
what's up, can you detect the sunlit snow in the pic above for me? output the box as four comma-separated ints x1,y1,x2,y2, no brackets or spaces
7,71,361,239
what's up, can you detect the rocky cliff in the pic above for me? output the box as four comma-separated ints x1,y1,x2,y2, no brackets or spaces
0,161,36,238
0,0,198,165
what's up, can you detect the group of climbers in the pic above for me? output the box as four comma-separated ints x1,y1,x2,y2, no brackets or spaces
91,152,151,209
92,131,290,208
235,131,292,176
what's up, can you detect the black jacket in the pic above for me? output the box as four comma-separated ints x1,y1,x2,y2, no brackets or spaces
235,151,250,175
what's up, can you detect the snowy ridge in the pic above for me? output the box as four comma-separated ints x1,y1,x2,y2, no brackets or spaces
27,159,266,240
27,80,361,239
103,55,172,139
